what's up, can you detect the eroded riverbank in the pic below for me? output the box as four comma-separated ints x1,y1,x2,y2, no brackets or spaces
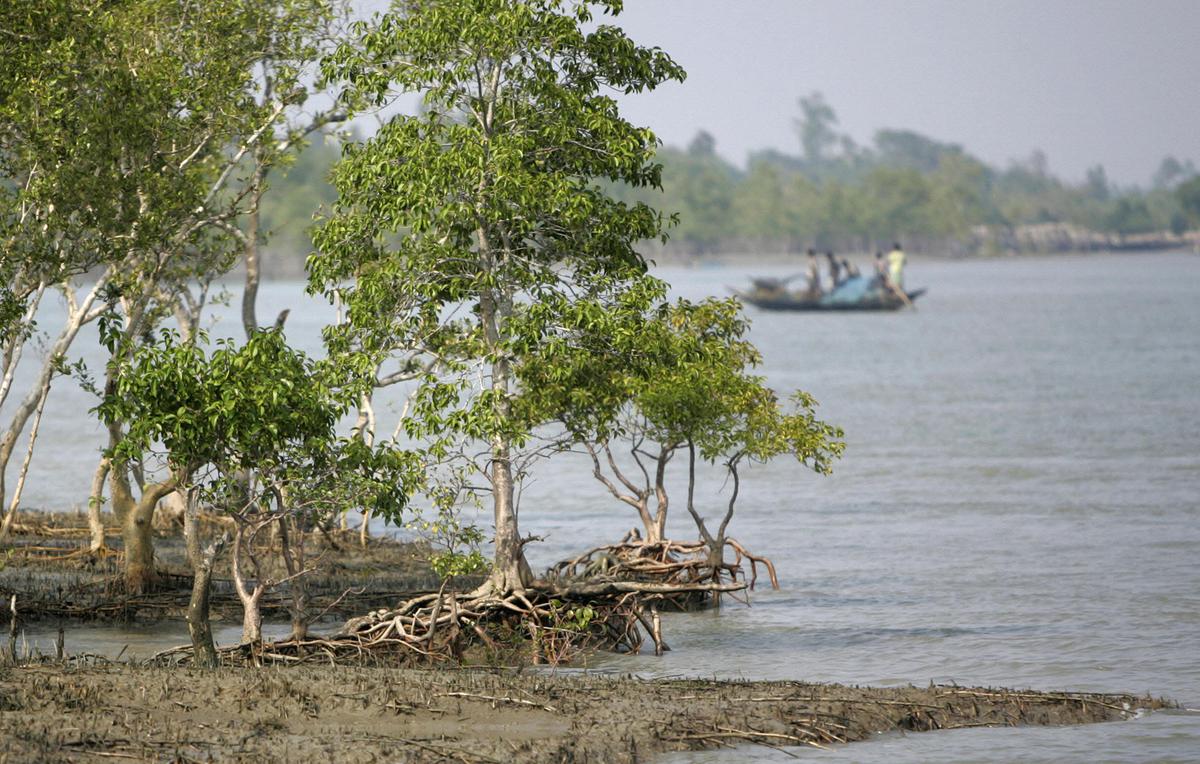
0,663,1171,762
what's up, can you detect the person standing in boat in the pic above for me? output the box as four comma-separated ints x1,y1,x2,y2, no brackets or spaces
826,251,842,289
841,257,860,279
804,249,822,298
883,243,915,308
873,251,888,286
887,242,907,289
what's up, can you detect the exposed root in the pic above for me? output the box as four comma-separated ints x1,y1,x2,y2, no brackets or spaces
158,576,742,667
150,538,777,668
725,538,779,590
545,537,780,606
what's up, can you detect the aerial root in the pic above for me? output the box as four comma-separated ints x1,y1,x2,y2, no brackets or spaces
725,538,780,590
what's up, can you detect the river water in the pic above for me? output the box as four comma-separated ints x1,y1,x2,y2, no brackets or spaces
9,251,1200,761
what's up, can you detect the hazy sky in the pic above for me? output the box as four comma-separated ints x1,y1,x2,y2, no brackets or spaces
604,0,1199,186
357,0,1199,187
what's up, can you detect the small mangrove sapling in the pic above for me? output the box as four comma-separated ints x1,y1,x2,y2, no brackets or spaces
101,327,416,653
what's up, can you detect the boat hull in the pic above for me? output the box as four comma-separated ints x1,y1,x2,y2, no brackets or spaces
732,287,927,312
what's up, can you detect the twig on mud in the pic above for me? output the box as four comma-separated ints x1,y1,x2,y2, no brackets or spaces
935,688,1133,713
823,696,947,710
393,737,500,764
438,691,558,713
717,724,833,748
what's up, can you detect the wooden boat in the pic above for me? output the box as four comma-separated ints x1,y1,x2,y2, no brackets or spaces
732,275,926,312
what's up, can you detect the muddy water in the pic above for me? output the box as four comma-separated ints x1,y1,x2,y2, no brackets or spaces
21,621,298,661
7,252,1200,761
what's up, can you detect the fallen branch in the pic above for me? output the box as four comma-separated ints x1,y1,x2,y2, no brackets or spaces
438,692,558,713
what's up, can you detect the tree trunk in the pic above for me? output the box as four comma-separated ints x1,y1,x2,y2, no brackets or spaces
121,479,178,594
482,346,530,592
359,509,371,548
277,516,308,642
489,446,530,593
183,489,202,570
683,442,720,567
106,419,137,527
109,464,136,526
477,245,530,592
187,534,228,669
241,153,266,338
0,273,108,512
86,457,111,553
354,391,376,548
636,502,658,543
0,281,46,412
232,527,265,644
0,369,51,541
647,515,665,545
709,457,742,572
650,449,673,544
103,288,154,534
240,589,263,644
123,499,158,594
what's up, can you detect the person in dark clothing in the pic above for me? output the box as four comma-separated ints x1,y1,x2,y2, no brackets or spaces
873,250,888,285
825,251,842,288
804,249,822,298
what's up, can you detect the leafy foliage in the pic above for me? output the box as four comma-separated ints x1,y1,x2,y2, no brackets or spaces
522,293,843,542
1,0,305,284
98,326,416,523
311,0,686,586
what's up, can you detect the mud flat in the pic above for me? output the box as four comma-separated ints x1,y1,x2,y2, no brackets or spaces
0,662,1171,763
0,514,1177,761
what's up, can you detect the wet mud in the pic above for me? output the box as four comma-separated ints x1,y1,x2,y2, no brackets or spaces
0,662,1171,763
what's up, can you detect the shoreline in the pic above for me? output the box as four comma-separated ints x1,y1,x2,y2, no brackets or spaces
0,662,1172,762
0,511,476,627
0,513,1182,761
646,245,1197,268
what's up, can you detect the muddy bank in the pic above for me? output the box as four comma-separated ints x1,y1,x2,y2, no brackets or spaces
0,662,1171,763
0,511,480,624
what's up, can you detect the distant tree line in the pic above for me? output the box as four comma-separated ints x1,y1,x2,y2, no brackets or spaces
259,92,1200,266
631,93,1200,257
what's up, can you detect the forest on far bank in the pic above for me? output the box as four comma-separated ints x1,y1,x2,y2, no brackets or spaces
258,91,1200,275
